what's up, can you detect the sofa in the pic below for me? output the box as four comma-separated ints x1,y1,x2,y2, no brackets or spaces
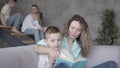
0,44,119,68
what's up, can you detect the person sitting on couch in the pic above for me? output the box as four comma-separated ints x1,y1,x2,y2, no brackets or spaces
36,26,62,68
0,0,22,33
21,5,44,43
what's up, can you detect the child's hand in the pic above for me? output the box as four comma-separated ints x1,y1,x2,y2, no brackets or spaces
39,27,47,32
39,26,44,32
48,48,60,60
43,27,47,32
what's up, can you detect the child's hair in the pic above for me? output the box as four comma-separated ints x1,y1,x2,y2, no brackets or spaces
13,0,17,2
9,0,17,2
45,26,60,38
36,12,43,19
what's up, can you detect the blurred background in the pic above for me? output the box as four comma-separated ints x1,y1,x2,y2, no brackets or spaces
0,0,120,47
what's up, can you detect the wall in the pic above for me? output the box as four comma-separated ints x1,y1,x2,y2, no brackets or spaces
0,0,7,10
0,0,120,42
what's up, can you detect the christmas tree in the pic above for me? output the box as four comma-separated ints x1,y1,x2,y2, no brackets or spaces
94,9,119,45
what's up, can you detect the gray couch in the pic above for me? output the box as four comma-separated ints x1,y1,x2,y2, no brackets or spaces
0,45,119,68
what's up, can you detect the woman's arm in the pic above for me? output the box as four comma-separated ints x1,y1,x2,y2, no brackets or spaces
35,45,60,59
35,45,50,54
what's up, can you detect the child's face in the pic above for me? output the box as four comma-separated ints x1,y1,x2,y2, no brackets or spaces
34,13,40,20
46,33,61,50
10,1,16,7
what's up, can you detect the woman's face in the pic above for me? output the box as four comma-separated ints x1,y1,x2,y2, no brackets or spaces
31,6,38,14
68,20,82,39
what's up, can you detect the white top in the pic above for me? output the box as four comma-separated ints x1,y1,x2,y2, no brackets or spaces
38,54,50,68
37,39,50,68
21,14,40,32
1,4,11,22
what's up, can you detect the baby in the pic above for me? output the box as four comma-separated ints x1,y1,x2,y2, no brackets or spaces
34,12,46,32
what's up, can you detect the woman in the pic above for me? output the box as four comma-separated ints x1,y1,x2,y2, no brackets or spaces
61,14,91,58
21,5,44,43
54,14,91,68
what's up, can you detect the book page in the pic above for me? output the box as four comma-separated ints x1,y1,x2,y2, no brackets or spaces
59,49,74,62
75,57,87,62
59,49,88,62
59,53,74,62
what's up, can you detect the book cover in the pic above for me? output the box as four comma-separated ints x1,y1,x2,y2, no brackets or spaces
54,49,88,68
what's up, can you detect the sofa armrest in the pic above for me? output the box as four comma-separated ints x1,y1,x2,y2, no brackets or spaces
0,45,38,68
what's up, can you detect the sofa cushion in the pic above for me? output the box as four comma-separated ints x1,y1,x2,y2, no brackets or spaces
0,45,119,68
86,46,120,68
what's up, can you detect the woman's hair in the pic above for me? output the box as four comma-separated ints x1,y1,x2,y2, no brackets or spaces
45,26,61,39
63,14,91,57
36,12,43,19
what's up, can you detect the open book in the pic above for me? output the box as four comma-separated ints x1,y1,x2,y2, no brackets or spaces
54,49,88,68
